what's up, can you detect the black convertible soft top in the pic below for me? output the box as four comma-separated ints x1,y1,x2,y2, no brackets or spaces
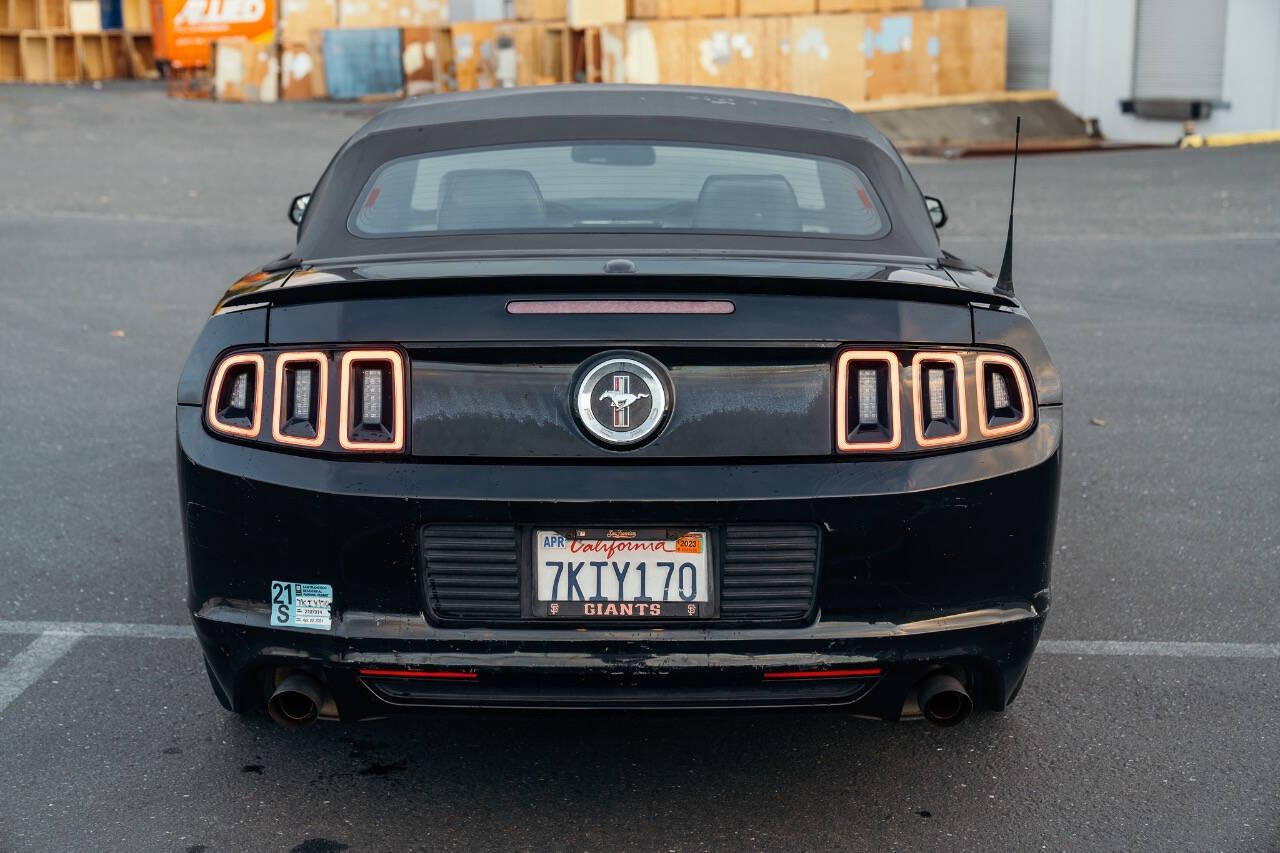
291,85,941,265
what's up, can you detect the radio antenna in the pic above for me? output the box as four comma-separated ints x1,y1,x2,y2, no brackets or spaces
995,116,1021,296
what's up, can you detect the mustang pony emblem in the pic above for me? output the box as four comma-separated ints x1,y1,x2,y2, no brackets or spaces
599,374,649,428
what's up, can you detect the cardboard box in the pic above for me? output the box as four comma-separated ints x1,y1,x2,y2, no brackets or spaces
568,0,624,28
213,37,279,100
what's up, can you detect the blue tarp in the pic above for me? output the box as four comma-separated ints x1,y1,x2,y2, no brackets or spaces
322,29,404,101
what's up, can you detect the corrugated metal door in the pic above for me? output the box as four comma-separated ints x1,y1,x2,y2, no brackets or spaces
969,0,1053,90
1132,0,1227,99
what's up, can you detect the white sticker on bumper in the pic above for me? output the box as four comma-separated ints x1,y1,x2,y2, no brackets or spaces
269,581,333,631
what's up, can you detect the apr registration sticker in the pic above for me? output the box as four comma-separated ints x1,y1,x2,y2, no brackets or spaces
270,581,333,631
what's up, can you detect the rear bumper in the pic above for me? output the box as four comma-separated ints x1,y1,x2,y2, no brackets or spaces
178,404,1061,719
195,603,1045,719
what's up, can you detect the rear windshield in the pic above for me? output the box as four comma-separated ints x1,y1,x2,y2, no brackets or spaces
348,141,888,239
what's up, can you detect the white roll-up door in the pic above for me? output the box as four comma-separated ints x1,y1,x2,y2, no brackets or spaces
969,0,1053,90
1132,0,1227,100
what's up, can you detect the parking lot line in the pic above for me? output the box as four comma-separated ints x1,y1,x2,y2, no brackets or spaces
0,632,82,713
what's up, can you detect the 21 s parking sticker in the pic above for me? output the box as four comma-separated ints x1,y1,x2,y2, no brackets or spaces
270,581,333,630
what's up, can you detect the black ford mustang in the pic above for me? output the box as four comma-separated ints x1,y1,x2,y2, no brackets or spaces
178,85,1061,728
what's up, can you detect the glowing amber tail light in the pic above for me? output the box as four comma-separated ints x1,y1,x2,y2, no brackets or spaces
338,349,406,452
206,353,264,439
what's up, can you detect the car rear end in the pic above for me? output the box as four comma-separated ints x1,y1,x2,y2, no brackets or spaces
179,271,1061,725
178,88,1061,726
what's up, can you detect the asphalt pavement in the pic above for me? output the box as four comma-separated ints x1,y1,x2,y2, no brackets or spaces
0,82,1276,852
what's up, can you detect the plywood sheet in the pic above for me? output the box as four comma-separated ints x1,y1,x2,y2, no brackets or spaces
786,14,865,102
628,0,734,18
685,17,764,89
739,0,811,16
279,0,336,43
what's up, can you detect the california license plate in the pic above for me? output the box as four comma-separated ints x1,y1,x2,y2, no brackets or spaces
534,528,714,619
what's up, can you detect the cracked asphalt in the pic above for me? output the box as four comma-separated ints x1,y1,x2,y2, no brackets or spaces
0,82,1276,852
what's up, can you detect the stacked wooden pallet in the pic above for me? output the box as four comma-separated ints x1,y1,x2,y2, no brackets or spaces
0,0,155,82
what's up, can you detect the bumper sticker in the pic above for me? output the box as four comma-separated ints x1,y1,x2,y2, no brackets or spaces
270,581,333,631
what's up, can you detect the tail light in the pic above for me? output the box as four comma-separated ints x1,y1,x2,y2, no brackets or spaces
911,352,967,448
835,350,901,451
976,353,1033,438
207,353,264,438
339,350,405,451
272,352,328,447
836,348,1034,454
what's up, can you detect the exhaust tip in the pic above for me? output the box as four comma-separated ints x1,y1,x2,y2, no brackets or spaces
917,672,973,727
267,672,327,727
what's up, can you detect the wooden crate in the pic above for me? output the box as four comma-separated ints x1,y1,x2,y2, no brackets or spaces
817,0,921,11
51,30,78,79
567,0,622,28
738,0,811,15
512,0,562,19
40,0,68,28
121,0,147,30
20,31,51,81
212,37,279,100
931,6,1004,96
684,17,765,88
627,0,733,18
102,29,126,74
280,0,336,42
11,0,40,28
0,33,22,81
76,30,108,76
787,15,864,101
125,29,155,75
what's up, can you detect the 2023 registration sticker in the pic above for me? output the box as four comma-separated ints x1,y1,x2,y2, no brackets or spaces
534,529,713,618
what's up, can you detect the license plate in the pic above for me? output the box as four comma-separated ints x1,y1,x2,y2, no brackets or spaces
534,528,714,619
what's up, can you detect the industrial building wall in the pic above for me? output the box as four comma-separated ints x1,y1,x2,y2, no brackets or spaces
1049,0,1280,143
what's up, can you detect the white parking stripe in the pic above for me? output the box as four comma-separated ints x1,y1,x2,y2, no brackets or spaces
1039,640,1280,658
0,620,195,640
0,632,82,713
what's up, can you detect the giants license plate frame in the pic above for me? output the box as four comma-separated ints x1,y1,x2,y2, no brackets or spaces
530,527,717,620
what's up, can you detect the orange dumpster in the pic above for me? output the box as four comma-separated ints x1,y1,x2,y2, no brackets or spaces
150,0,275,69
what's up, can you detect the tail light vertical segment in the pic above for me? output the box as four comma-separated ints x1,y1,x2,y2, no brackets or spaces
835,350,901,452
339,349,406,452
206,353,265,439
911,352,968,448
272,351,329,447
975,353,1034,438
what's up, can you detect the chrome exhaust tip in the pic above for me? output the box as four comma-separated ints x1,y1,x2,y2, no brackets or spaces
916,671,973,727
267,672,328,727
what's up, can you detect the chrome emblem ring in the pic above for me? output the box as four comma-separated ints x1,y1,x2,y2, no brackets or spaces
574,354,670,447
